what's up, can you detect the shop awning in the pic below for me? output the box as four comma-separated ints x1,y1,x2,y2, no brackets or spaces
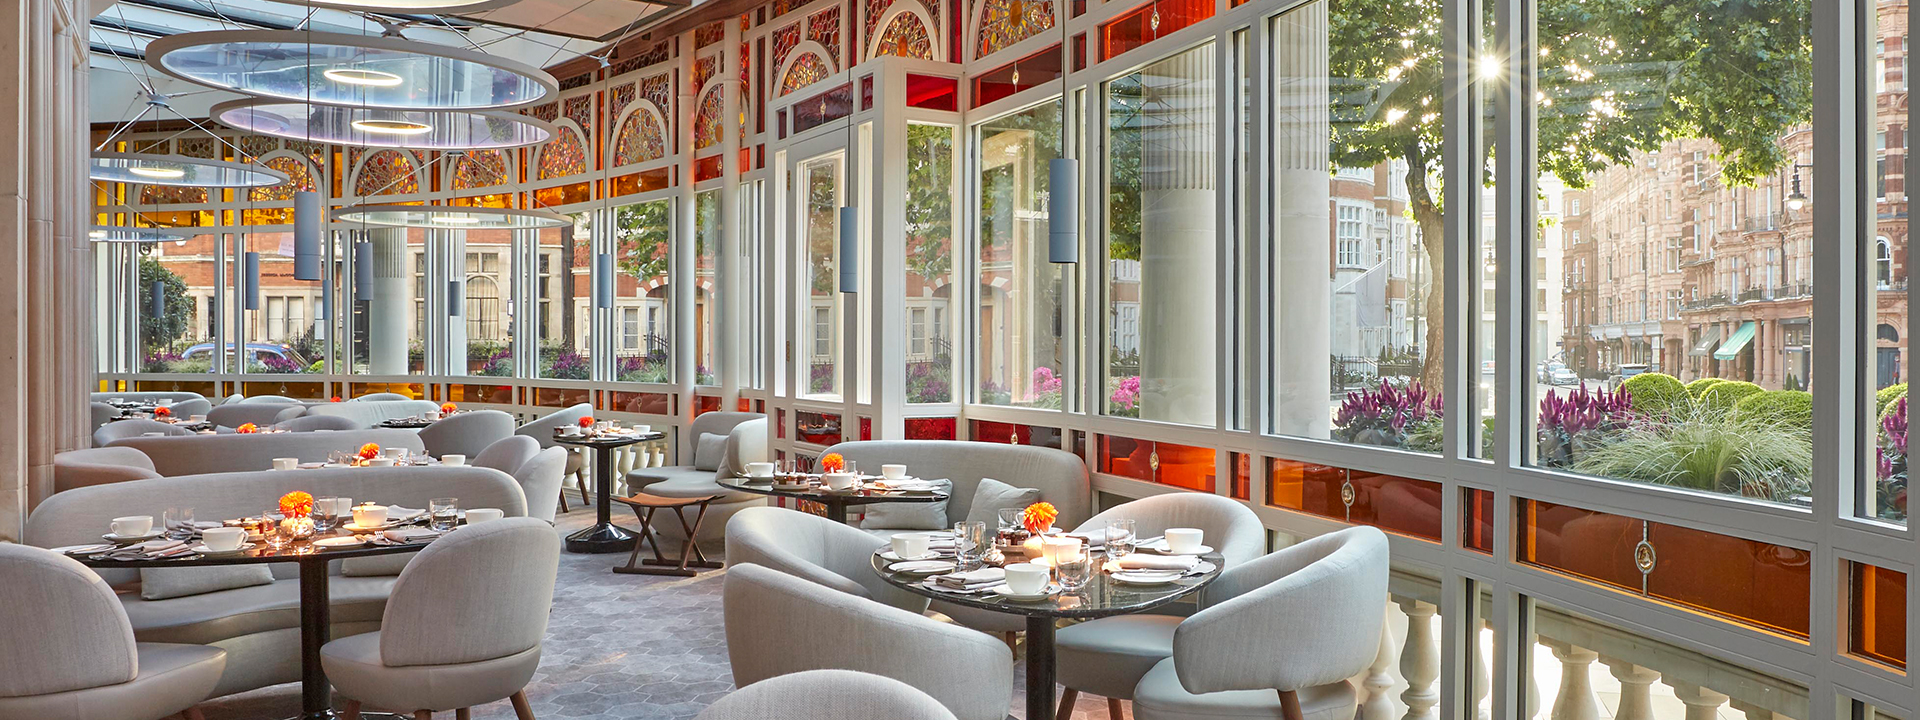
1688,325,1723,357
1713,321,1757,361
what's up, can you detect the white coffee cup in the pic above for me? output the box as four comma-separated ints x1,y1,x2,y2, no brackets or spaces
352,504,389,528
441,454,466,467
368,457,396,467
110,515,153,537
1005,563,1050,595
823,472,858,491
272,457,298,471
425,410,442,421
190,414,208,423
631,424,651,435
323,497,353,516
1165,527,1205,555
157,398,172,407
465,508,504,524
881,464,908,481
745,461,775,478
201,527,246,552
890,533,931,558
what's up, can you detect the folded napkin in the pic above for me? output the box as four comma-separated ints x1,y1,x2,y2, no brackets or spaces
383,528,441,543
105,539,193,561
1114,555,1200,571
387,506,426,520
934,567,1006,589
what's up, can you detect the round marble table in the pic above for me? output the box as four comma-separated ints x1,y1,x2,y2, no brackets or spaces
717,476,949,523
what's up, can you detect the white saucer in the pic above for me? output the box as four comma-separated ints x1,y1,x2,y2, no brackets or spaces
103,530,164,542
190,542,257,555
992,583,1061,601
1110,570,1186,585
314,536,367,549
878,550,941,562
771,483,812,492
888,559,957,575
1140,541,1213,555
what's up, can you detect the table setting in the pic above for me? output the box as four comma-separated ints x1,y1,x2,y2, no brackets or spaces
552,416,667,553
266,443,463,471
717,456,951,524
107,404,216,431
55,491,501,564
377,403,465,429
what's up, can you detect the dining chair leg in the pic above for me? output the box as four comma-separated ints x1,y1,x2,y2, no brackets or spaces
1003,631,1019,653
456,709,471,720
557,484,570,514
1278,690,1304,720
1054,688,1078,720
1107,697,1126,719
510,690,538,720
342,700,362,720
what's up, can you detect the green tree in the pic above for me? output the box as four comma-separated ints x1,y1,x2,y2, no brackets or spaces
614,200,671,282
1327,0,1812,389
906,124,956,281
139,257,191,354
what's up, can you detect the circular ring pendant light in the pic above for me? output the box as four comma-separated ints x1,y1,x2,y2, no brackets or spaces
146,30,559,111
89,225,194,243
335,204,572,230
270,0,523,11
90,151,290,187
212,99,559,151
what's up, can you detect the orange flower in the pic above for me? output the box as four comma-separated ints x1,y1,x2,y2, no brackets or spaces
819,453,846,473
330,396,342,403
578,416,596,429
358,442,381,460
278,491,314,519
153,406,171,417
1022,502,1058,534
440,402,458,414
236,423,258,434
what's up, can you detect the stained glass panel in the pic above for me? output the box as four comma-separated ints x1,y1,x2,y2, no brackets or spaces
613,111,670,165
780,53,832,96
454,150,509,190
638,74,673,120
563,95,595,134
874,12,935,59
610,82,636,120
538,127,588,180
864,0,897,49
773,23,802,69
695,20,727,48
249,156,316,202
694,56,718,92
694,89,726,150
807,7,843,64
178,137,217,159
138,185,209,205
354,149,418,196
238,135,278,159
976,0,1055,59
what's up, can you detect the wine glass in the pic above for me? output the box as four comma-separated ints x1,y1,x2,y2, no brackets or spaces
1106,518,1137,563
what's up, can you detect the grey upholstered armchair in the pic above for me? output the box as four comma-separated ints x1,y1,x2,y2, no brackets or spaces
724,506,928,614
696,670,958,720
418,410,516,459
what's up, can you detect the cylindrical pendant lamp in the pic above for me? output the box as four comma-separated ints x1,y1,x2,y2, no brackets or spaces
1048,158,1079,264
595,252,614,309
448,279,464,316
149,280,165,318
293,190,322,280
243,251,260,311
354,241,373,297
838,206,858,293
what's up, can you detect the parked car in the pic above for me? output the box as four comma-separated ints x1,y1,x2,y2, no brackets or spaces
1550,367,1579,386
1538,362,1568,384
1605,363,1651,392
180,342,309,369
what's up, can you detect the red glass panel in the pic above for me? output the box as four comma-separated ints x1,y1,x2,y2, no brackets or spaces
859,416,872,440
347,382,421,400
1850,563,1908,668
776,408,785,439
693,155,724,182
777,109,787,139
1099,0,1214,61
1072,33,1086,71
792,83,853,135
1098,435,1216,492
969,420,1063,449
906,74,959,110
1463,488,1494,554
860,74,874,110
972,45,1061,108
905,416,957,440
1229,452,1250,500
796,410,842,445
608,390,671,415
449,383,513,404
1519,500,1812,639
534,386,591,409
694,395,722,416
737,398,753,412
1266,460,1441,542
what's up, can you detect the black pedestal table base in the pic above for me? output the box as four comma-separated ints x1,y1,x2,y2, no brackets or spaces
1026,615,1056,720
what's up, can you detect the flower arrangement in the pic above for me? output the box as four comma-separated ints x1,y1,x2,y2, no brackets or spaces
577,416,596,429
819,453,846,473
1109,375,1142,414
330,396,342,403
153,406,171,418
236,423,259,434
441,402,458,415
1332,380,1444,448
1022,502,1058,534
278,491,314,519
358,443,381,461
1878,397,1908,519
1536,385,1635,468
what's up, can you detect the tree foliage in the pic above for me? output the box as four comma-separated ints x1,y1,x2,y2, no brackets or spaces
614,200,671,282
139,257,192,352
906,124,956,281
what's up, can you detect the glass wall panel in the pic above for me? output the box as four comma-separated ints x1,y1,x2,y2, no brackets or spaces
1531,0,1814,506
801,154,843,398
976,101,1066,407
1105,42,1217,424
696,189,720,385
537,213,592,379
461,229,514,376
240,231,322,374
1869,2,1908,524
906,123,957,404
1273,0,1443,452
614,199,672,383
141,233,221,373
742,180,766,390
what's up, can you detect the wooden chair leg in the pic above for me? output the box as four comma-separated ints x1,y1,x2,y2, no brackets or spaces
557,483,570,513
456,709,471,720
1107,697,1126,719
1278,690,1304,720
510,690,537,720
1003,631,1019,653
1054,687,1079,720
341,700,362,720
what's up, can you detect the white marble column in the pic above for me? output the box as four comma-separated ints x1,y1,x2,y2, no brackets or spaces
1668,681,1730,720
1543,642,1600,720
1136,44,1217,426
1397,599,1440,720
1270,4,1332,437
368,228,410,375
0,0,93,539
1601,657,1660,720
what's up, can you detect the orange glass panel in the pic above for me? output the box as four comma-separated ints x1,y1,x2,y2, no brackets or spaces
1850,563,1908,668
349,382,423,399
796,410,842,445
607,390,671,415
1229,452,1251,500
611,168,673,196
245,381,325,400
972,45,1060,108
1098,435,1215,492
1099,0,1214,61
1519,499,1812,639
449,383,514,404
776,408,785,440
694,395,722,416
693,155,724,182
737,398,753,412
970,420,1063,449
1463,488,1494,554
1266,459,1442,541
534,386,591,409
906,417,957,440
534,181,591,207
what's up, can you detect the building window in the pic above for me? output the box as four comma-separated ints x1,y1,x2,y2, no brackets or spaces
1336,204,1365,268
1878,236,1893,289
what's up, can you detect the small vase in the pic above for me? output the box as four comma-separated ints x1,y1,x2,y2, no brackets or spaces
280,516,315,541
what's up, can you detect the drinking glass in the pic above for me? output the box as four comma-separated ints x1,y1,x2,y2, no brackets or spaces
1056,542,1094,591
844,459,858,476
952,520,988,569
996,507,1026,546
430,498,460,532
328,450,350,466
262,511,291,550
163,507,195,539
1106,518,1137,562
313,497,341,533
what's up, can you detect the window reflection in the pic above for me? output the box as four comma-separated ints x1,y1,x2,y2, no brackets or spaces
801,154,843,398
906,123,957,404
614,199,672,383
976,101,1066,407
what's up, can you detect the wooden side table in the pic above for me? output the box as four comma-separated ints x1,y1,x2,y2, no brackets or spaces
611,492,724,576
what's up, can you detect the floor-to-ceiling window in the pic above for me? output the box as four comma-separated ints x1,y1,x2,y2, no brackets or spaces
801,154,843,399
695,190,721,386
906,123,957,405
976,101,1066,408
614,199,672,383
537,213,592,380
